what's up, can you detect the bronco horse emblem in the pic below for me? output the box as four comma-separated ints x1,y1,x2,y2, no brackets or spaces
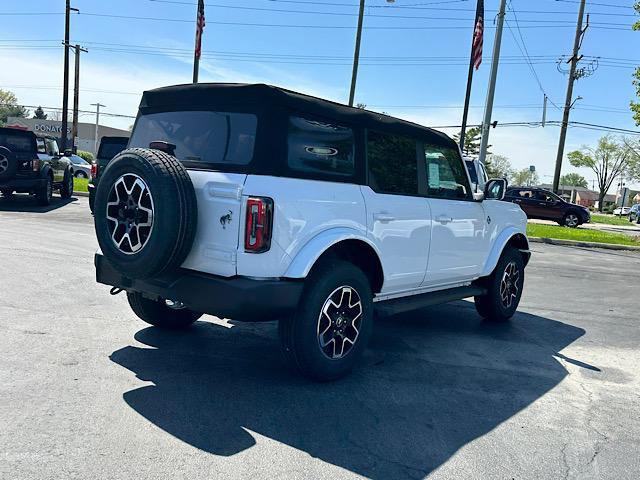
220,210,233,229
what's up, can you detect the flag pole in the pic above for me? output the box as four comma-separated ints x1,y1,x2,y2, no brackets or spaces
193,0,205,83
459,0,483,153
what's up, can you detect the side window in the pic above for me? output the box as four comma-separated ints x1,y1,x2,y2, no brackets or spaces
36,138,46,154
287,116,354,177
367,131,418,195
45,139,59,156
423,143,470,199
518,190,534,199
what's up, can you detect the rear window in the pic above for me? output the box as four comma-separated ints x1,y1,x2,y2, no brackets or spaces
129,111,257,165
0,132,34,154
368,131,418,195
97,140,128,160
287,116,355,177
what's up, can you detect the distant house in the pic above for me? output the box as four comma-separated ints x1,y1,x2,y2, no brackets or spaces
574,190,599,207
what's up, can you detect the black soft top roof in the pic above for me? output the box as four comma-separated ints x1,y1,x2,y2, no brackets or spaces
0,127,36,138
140,83,453,146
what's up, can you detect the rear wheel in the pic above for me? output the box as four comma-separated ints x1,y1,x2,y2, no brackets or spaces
36,175,53,206
474,247,525,323
127,291,201,329
279,259,373,381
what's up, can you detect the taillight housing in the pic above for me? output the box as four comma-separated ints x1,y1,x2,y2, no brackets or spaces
245,197,273,253
90,163,98,179
32,159,40,172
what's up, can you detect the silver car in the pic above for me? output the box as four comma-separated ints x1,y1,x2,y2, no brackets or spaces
68,154,91,178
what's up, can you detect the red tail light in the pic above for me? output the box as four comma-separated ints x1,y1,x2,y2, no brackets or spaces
90,163,98,179
245,197,273,253
32,159,40,172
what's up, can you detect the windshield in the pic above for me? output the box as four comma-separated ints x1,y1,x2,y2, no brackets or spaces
130,111,257,165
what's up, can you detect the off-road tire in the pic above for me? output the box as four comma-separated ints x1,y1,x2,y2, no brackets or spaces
94,148,197,279
0,147,18,180
60,169,74,199
474,247,525,323
36,174,53,206
278,259,374,381
127,291,202,329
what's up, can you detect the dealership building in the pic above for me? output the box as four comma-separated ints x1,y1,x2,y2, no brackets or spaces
6,117,129,156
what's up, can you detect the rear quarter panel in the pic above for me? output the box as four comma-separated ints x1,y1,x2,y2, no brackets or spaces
238,175,367,278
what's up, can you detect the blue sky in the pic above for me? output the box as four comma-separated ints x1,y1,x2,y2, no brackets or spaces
1,0,638,188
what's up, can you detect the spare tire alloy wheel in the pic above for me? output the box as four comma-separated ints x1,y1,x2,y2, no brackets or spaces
106,173,154,255
0,155,8,175
0,147,17,180
317,286,363,359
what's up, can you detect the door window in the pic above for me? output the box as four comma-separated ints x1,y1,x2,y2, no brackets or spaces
36,138,46,154
45,138,59,156
367,131,418,195
517,190,534,199
287,116,354,177
535,190,560,203
423,144,470,199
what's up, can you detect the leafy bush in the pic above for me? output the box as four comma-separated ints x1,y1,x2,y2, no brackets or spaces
77,150,94,162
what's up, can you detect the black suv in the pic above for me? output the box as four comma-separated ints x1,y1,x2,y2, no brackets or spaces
88,136,129,213
0,128,73,205
504,187,590,228
629,204,640,224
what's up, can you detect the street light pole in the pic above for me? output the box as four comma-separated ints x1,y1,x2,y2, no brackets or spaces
90,103,106,156
478,0,507,166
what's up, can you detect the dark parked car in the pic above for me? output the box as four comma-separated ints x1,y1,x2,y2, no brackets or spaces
0,127,73,205
88,136,129,213
629,204,640,224
504,187,590,228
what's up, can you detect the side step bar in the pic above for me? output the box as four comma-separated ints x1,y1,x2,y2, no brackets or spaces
375,285,487,317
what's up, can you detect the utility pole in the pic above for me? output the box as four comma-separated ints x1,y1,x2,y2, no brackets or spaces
552,0,587,194
90,103,106,156
66,43,88,153
477,0,507,166
61,1,79,151
348,0,366,107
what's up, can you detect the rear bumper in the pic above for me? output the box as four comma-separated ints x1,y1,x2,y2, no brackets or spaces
0,177,46,191
95,254,304,322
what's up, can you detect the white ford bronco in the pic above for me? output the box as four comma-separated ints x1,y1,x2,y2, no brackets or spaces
94,83,530,381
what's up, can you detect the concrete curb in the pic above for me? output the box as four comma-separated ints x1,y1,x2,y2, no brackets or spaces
529,236,640,252
73,191,89,198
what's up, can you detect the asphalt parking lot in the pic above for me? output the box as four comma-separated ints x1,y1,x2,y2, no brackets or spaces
1,194,639,480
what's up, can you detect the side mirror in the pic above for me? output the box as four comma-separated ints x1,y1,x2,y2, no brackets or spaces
484,178,507,200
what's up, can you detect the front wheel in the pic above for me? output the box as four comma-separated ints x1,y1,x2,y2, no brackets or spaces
278,260,373,381
36,175,53,206
75,171,88,179
127,291,202,329
474,247,525,323
60,170,74,199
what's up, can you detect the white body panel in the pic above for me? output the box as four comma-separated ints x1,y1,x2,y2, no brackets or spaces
359,186,431,293
180,171,527,299
181,170,247,277
424,198,490,286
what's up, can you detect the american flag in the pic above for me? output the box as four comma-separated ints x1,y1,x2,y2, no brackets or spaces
194,0,206,60
472,0,484,70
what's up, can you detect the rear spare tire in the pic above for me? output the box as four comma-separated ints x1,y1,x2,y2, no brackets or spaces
94,148,197,279
0,147,18,180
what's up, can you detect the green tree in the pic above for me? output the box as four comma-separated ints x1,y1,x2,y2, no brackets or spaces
512,168,540,187
484,154,513,181
0,89,28,125
33,106,47,120
632,2,640,125
76,150,94,162
453,126,491,156
568,136,640,212
559,172,588,188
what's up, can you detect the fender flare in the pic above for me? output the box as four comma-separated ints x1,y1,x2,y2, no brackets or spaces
40,163,53,180
284,227,384,279
481,227,530,277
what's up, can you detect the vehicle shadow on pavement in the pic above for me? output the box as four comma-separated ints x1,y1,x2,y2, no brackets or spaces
0,194,77,213
109,300,586,479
